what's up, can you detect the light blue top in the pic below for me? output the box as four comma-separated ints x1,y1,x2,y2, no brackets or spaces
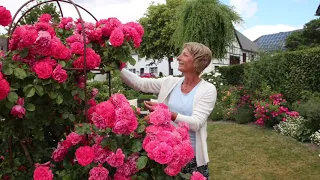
167,78,200,153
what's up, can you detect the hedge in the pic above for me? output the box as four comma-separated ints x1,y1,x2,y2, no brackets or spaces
219,47,320,103
218,64,246,86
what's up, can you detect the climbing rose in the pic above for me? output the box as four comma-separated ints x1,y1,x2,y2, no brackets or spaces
0,6,12,26
33,166,54,180
109,27,124,47
190,171,207,180
38,14,51,23
75,146,94,166
0,78,10,100
52,64,67,83
106,148,125,167
33,61,53,79
89,166,109,180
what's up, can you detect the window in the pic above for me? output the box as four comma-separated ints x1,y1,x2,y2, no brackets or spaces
129,69,136,73
150,67,158,74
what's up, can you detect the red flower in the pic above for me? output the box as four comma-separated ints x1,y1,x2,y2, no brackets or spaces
52,64,67,83
33,166,54,180
33,61,53,79
0,79,10,101
38,14,52,23
110,27,125,47
75,146,94,166
0,6,12,26
190,171,206,180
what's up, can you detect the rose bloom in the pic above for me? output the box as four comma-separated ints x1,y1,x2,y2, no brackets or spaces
0,78,10,100
33,166,54,180
75,146,94,166
0,6,12,26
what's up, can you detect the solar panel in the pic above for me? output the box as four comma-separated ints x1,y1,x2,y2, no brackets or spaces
255,30,298,52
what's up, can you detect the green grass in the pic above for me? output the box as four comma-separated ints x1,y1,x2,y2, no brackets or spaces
207,122,320,180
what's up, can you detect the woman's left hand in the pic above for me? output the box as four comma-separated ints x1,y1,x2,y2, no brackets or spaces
143,101,157,112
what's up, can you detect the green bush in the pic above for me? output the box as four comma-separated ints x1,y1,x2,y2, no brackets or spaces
293,96,320,133
210,103,223,121
244,48,320,103
234,107,254,124
218,64,246,86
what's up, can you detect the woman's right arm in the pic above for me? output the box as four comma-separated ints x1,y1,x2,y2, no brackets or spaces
120,69,167,94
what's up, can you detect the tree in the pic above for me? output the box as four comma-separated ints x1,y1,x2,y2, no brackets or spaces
19,0,61,25
286,18,320,51
138,0,185,75
172,0,242,59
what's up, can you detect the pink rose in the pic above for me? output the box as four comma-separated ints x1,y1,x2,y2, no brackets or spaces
75,146,94,166
89,166,109,180
0,6,12,26
33,166,54,180
38,14,52,23
0,79,10,100
190,171,207,180
66,132,82,146
152,142,174,164
106,148,125,167
11,105,26,119
52,64,67,83
33,61,53,79
109,27,124,47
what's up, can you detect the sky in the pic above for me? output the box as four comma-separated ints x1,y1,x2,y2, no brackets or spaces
1,0,319,41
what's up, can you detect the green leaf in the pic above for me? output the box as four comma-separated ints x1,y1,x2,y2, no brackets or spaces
25,103,35,111
68,114,75,122
59,61,66,67
20,48,29,58
56,93,63,104
34,85,44,96
48,92,58,99
2,65,13,75
101,138,117,151
128,56,136,66
71,90,78,96
137,124,146,133
78,91,85,100
7,92,18,103
24,87,35,98
136,156,148,170
131,139,142,152
5,101,14,109
62,112,69,119
13,68,27,80
75,123,91,135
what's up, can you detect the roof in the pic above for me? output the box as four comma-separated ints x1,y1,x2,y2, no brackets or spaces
235,30,258,52
316,4,320,16
253,30,300,52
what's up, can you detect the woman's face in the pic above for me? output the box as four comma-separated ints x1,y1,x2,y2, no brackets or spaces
177,48,195,73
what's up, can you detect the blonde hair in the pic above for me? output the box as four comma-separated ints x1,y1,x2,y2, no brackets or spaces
183,42,212,74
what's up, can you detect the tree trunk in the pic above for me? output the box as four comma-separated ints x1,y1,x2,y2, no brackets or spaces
168,55,173,75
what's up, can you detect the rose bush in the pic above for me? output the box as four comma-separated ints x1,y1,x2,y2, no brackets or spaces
0,6,197,179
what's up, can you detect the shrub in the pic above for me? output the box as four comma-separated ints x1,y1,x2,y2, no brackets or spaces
218,64,246,86
234,107,254,124
274,115,311,142
209,103,223,121
310,130,320,147
254,93,299,128
293,96,320,133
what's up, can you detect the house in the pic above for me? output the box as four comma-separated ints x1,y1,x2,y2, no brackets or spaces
123,29,258,77
0,37,7,52
254,30,300,52
316,3,320,16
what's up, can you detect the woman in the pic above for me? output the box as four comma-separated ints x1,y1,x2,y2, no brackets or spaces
120,42,217,178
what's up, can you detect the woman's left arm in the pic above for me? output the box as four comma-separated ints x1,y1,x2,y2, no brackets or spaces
173,86,217,131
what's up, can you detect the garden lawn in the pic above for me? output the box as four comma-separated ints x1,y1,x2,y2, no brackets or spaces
207,122,320,180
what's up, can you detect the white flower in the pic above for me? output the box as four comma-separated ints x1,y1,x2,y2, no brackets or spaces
208,79,213,82
213,82,216,84
220,83,223,86
207,73,212,76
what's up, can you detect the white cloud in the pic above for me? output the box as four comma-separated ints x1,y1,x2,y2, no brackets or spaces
229,0,258,19
240,24,302,41
0,0,166,33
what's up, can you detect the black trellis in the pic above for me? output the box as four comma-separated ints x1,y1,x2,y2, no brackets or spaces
6,0,112,167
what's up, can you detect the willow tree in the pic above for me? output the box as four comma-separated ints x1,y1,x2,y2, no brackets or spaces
138,0,185,75
172,0,242,58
